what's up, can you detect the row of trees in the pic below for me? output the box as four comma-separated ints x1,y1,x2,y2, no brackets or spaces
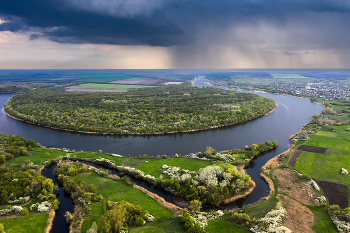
5,84,276,134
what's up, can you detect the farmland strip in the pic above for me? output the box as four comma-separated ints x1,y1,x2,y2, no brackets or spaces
315,180,348,209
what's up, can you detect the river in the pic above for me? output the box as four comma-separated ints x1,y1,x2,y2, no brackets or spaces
0,78,323,231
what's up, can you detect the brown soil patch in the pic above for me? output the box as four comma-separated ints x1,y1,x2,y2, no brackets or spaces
315,180,348,209
297,145,328,154
110,78,161,85
66,87,128,92
44,209,55,233
288,150,302,168
107,201,118,209
277,194,315,233
273,168,316,206
260,173,275,196
133,184,182,215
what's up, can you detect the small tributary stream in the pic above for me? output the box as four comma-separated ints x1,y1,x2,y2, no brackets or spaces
41,164,74,233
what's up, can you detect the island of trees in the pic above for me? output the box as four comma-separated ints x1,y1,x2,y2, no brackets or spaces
4,84,276,135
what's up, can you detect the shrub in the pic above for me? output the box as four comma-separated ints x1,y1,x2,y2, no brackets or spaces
189,200,202,214
0,223,4,233
299,174,311,182
279,163,291,169
182,213,194,230
21,207,29,216
231,212,253,227
329,205,342,216
93,194,103,202
134,216,145,226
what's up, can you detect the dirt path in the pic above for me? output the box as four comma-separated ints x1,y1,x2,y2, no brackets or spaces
277,195,315,233
273,168,316,206
288,150,302,168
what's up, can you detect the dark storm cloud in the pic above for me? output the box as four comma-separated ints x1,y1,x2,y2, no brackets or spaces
0,0,186,46
283,51,298,56
0,0,350,48
29,34,40,40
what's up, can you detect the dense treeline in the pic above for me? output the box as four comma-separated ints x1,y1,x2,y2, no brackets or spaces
0,134,57,206
5,84,276,134
0,133,39,163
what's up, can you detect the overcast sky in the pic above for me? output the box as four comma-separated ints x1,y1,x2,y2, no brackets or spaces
0,0,350,69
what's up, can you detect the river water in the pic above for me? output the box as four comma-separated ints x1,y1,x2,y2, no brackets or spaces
1,79,323,231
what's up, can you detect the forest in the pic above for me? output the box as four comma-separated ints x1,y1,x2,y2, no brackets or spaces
5,84,276,134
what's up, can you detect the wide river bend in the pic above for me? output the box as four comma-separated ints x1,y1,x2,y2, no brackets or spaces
0,79,323,231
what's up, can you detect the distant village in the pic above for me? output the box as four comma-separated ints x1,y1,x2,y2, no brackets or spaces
233,81,350,101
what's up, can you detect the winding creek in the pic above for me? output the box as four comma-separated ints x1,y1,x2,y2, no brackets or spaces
0,78,324,232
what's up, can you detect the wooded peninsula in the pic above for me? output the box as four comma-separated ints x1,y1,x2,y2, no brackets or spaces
4,85,275,135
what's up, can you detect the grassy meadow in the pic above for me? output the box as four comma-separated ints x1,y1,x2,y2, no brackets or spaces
294,124,350,204
74,171,174,232
0,213,48,233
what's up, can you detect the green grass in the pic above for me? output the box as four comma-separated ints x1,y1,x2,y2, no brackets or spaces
0,213,48,233
304,125,350,150
328,116,350,121
136,158,211,178
130,218,186,233
81,200,105,232
205,214,250,233
75,171,174,232
295,125,350,204
294,150,350,203
308,206,337,233
71,83,153,90
5,148,211,176
272,74,307,79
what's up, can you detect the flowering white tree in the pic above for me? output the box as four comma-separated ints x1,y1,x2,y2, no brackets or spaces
198,166,222,187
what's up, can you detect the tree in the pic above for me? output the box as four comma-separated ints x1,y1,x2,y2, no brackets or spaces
189,200,202,214
64,211,73,223
98,205,127,233
0,154,5,163
21,207,29,216
298,130,308,140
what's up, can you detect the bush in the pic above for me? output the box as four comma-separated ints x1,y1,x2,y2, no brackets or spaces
134,216,145,226
329,205,342,216
21,207,29,216
279,163,291,169
0,223,4,233
231,212,253,227
182,213,194,230
299,174,311,182
93,194,103,202
189,200,202,214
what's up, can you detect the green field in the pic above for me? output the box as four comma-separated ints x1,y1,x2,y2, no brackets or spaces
130,218,186,233
70,83,153,90
5,147,211,175
0,213,48,233
205,214,250,233
294,124,350,204
309,206,337,233
304,125,350,150
328,116,350,121
272,74,307,79
75,171,174,232
136,158,211,178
